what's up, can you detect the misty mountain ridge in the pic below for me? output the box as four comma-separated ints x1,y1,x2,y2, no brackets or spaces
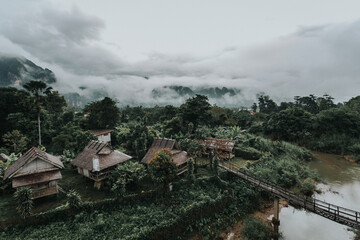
0,56,56,86
152,85,240,99
0,56,257,108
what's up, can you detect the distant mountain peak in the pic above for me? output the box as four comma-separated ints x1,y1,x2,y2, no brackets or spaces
152,85,241,99
0,56,56,87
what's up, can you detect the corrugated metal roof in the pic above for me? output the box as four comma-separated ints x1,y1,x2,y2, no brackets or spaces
4,147,64,180
71,140,132,171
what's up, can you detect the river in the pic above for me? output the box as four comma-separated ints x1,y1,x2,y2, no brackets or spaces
278,152,360,240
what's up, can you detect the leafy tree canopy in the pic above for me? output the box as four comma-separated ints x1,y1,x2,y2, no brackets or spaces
148,149,177,190
51,123,96,154
180,94,211,127
2,130,28,154
263,107,313,142
84,97,120,129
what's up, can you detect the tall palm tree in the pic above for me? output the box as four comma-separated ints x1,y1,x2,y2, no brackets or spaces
23,80,50,146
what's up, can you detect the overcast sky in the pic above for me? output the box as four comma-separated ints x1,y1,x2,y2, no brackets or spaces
1,0,360,105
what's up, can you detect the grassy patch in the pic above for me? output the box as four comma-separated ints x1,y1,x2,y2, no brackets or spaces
0,168,115,222
0,193,17,222
59,168,114,202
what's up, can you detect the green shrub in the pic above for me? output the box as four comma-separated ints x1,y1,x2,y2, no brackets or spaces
67,189,82,209
112,178,126,197
246,154,317,190
60,150,75,166
14,187,33,219
110,161,147,189
354,155,360,164
300,178,316,196
241,217,271,240
187,158,195,183
213,154,219,176
235,146,262,160
348,143,360,155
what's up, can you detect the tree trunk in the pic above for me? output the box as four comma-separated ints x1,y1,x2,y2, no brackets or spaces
38,111,41,146
36,93,41,146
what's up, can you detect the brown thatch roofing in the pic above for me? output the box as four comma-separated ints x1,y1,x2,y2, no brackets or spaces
89,129,114,136
142,138,189,166
12,170,62,188
71,140,132,171
4,147,64,180
203,138,235,152
170,150,189,166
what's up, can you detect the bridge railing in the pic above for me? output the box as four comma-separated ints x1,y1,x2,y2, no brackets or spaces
220,161,360,225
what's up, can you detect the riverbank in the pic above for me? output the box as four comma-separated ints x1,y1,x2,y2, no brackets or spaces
278,151,360,240
216,151,360,240
217,199,288,240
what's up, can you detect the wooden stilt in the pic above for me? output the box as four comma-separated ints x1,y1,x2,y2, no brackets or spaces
272,197,280,240
94,181,102,189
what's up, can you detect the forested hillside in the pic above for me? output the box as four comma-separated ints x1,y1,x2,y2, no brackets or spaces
1,83,360,158
1,82,360,239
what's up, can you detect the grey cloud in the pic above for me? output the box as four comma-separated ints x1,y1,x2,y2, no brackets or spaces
129,19,360,103
1,5,125,76
42,6,105,43
295,25,331,37
176,19,360,103
1,2,360,106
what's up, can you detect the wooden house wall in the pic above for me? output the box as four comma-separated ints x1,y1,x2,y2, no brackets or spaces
97,133,111,143
77,167,90,177
30,180,57,190
15,158,54,176
49,180,57,187
83,169,89,177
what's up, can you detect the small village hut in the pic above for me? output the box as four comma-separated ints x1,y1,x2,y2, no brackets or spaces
141,138,189,175
71,140,132,188
3,147,64,199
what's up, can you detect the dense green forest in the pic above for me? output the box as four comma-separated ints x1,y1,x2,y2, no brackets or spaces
1,81,360,239
1,83,360,158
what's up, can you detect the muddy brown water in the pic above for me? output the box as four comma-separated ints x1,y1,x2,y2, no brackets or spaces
278,151,360,240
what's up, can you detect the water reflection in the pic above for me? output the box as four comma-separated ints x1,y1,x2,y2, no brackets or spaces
279,152,360,240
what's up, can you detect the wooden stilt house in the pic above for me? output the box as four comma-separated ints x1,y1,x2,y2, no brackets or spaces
141,138,190,175
71,140,132,188
3,147,64,199
200,138,235,160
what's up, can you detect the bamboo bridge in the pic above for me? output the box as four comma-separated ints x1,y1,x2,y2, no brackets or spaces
219,162,360,230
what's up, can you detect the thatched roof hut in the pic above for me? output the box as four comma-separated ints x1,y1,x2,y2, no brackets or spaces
3,147,64,199
71,140,132,184
199,137,235,159
141,138,189,175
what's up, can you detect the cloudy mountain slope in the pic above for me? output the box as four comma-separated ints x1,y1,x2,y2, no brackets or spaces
0,56,56,87
0,55,255,108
